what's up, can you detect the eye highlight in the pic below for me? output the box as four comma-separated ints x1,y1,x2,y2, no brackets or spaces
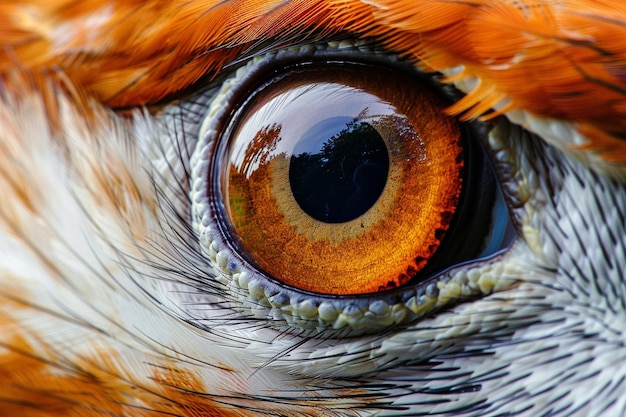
215,64,464,295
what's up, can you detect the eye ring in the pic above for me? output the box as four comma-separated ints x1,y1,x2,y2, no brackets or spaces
190,43,516,332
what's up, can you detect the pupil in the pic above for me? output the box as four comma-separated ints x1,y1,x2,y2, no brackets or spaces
289,118,389,223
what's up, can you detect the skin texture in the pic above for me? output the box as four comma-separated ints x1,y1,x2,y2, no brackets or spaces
0,1,625,416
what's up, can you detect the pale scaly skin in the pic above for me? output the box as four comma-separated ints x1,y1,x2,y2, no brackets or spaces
0,1,625,416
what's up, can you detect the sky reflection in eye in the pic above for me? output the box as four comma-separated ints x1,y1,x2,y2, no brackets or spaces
230,82,396,176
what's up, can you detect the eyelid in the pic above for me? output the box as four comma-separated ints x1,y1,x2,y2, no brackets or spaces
183,42,519,334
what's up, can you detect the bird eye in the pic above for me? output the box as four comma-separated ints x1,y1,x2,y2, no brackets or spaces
190,44,515,329
216,63,464,295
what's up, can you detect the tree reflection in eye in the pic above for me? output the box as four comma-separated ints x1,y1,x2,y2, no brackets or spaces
289,117,390,223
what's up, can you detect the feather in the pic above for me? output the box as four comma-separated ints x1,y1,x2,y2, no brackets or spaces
2,1,626,161
1,1,626,416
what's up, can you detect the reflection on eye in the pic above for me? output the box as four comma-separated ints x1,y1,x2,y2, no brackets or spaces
205,56,507,296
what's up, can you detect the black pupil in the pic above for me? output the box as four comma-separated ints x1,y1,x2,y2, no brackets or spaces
289,118,390,223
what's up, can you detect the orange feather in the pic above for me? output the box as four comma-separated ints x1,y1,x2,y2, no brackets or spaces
2,1,626,160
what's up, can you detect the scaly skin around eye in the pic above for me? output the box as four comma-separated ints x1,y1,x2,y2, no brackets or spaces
0,1,625,417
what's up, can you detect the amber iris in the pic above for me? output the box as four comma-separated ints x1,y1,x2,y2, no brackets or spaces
220,65,464,295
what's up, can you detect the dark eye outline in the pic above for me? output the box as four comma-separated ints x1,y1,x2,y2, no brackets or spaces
182,41,517,334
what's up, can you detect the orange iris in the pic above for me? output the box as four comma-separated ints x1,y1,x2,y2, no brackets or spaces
219,64,464,295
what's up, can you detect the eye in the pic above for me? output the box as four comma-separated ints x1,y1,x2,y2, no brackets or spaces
190,44,515,330
217,62,465,295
